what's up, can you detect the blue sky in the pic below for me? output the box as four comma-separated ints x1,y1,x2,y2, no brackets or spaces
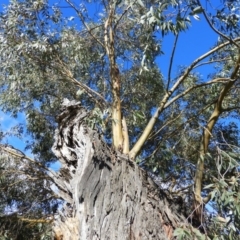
0,0,231,158
158,18,218,79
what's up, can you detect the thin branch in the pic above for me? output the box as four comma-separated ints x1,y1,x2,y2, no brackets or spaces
0,145,55,176
169,37,240,95
164,77,232,109
167,33,179,91
171,184,193,195
18,216,54,223
141,97,215,162
196,0,240,49
55,55,108,108
149,111,183,140
221,106,240,112
145,122,182,159
193,57,232,69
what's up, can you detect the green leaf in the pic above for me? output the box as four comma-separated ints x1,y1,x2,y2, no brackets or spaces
159,3,168,12
193,14,200,21
192,227,208,240
137,0,145,8
228,152,239,158
203,183,214,189
149,16,156,24
173,228,184,237
192,6,203,14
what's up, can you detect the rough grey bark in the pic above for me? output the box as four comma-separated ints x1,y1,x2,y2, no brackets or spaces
51,99,185,240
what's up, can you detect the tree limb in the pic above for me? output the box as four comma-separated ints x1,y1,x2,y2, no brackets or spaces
194,53,240,220
164,77,232,109
55,55,108,109
193,57,232,69
122,116,130,154
129,37,240,160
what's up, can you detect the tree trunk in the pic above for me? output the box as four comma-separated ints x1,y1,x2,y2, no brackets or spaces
51,99,185,240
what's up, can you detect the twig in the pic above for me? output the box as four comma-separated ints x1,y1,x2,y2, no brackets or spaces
149,111,183,140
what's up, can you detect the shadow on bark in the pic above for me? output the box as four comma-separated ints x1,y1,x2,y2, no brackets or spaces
51,99,186,240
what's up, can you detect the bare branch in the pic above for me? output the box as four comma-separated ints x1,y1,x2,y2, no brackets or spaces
194,53,240,220
0,144,54,175
167,33,179,91
221,106,240,112
149,111,183,140
164,77,232,109
104,4,124,149
193,57,232,69
122,116,130,153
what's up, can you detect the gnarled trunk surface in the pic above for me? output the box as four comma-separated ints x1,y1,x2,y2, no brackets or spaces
51,100,185,240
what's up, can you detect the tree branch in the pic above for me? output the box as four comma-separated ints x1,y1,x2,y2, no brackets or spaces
114,2,135,30
164,77,232,109
129,37,240,160
196,0,240,49
167,33,179,91
193,57,232,69
194,53,240,220
122,116,130,153
104,4,123,150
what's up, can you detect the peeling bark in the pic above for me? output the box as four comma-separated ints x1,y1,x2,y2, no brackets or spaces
51,99,185,240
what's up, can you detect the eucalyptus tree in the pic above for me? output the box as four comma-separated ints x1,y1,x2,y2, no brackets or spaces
0,0,240,239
